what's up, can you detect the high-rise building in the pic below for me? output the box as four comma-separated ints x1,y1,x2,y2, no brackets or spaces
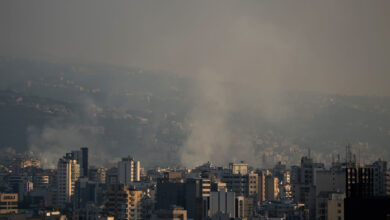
156,177,185,211
74,177,106,220
386,171,390,196
89,167,107,184
209,188,235,218
221,170,258,198
57,156,80,208
316,192,345,220
367,160,387,196
291,156,324,220
118,156,141,185
81,147,88,178
257,170,266,204
184,178,211,220
71,147,89,178
18,180,33,201
346,166,374,198
106,167,118,185
265,175,279,201
105,185,143,220
316,169,345,195
33,174,49,189
235,196,254,219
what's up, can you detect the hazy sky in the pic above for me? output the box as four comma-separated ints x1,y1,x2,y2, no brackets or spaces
1,0,389,95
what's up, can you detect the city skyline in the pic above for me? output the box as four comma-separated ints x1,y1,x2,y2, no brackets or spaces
0,1,389,219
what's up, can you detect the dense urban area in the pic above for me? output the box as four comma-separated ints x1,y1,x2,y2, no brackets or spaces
0,145,388,220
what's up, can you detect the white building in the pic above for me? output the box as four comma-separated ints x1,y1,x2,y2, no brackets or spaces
57,157,80,208
118,156,141,185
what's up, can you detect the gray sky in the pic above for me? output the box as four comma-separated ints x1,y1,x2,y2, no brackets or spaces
1,0,389,95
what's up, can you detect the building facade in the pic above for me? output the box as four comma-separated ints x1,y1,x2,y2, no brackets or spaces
105,185,143,220
118,156,141,185
57,157,80,208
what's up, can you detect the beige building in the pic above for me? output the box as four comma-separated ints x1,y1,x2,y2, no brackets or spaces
105,185,143,220
229,162,248,175
316,192,344,220
0,193,18,214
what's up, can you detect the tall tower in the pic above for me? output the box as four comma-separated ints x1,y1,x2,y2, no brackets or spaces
71,147,89,178
118,156,141,185
57,156,80,208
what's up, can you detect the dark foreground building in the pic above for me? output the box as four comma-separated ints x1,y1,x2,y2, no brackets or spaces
344,196,390,220
345,166,390,220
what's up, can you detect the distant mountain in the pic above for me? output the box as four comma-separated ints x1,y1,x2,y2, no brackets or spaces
0,57,389,168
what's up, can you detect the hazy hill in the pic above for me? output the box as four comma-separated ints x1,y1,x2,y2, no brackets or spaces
0,57,389,168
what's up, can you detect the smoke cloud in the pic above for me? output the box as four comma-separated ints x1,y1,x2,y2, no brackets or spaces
0,1,389,167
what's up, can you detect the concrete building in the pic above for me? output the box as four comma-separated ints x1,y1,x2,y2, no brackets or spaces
0,193,18,214
235,196,254,219
280,171,292,200
184,178,211,220
386,171,390,196
316,192,344,220
346,166,374,198
209,188,235,218
89,167,107,184
57,156,80,208
221,170,258,198
367,160,387,196
105,185,143,220
314,167,345,220
229,162,249,175
106,167,118,185
210,181,227,192
257,170,266,204
71,147,89,178
316,169,345,195
74,177,106,219
344,196,390,220
33,174,50,189
13,158,40,170
291,156,324,220
118,156,141,185
265,176,279,201
156,177,185,211
258,200,309,220
18,179,33,201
